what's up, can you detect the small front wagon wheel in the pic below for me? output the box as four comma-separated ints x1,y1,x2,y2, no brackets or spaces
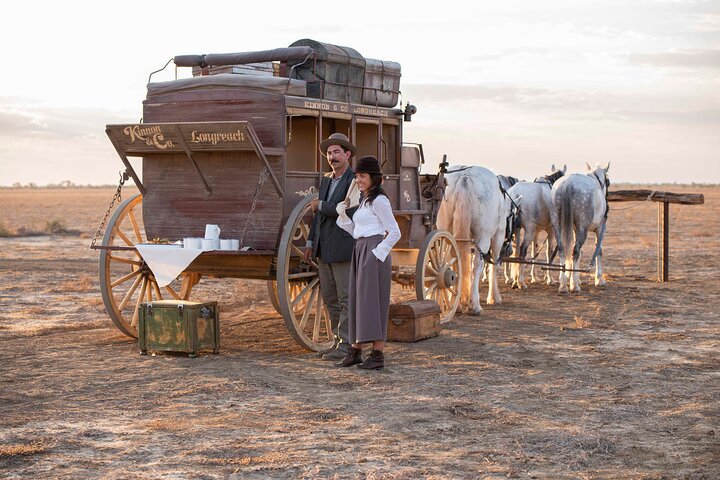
276,194,334,352
98,193,199,338
416,230,462,324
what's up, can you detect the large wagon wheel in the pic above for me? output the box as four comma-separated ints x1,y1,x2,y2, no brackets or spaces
99,193,199,338
276,194,333,352
265,280,310,315
416,230,461,324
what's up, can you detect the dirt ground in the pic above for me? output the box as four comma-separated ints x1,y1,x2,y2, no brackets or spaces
0,186,718,479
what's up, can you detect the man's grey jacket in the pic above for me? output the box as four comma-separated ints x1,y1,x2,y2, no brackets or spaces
309,168,356,263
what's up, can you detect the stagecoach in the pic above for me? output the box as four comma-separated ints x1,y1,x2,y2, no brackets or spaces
92,39,462,352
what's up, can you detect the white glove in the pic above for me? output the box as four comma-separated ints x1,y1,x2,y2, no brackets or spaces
344,179,361,209
336,200,350,224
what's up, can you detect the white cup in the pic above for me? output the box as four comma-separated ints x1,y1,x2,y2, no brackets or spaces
184,237,202,249
220,239,233,250
204,224,221,240
201,238,217,250
230,239,240,250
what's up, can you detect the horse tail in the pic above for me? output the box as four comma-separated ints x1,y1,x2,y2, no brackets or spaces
453,175,475,305
559,191,573,260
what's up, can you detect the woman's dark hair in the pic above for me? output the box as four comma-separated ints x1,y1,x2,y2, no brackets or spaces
363,173,386,205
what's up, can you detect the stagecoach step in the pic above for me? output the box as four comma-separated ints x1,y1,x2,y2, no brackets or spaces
387,300,441,343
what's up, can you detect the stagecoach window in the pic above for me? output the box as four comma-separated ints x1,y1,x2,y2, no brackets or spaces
356,121,380,166
286,116,317,172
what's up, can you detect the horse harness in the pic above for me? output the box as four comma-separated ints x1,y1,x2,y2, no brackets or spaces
474,178,520,265
591,170,611,220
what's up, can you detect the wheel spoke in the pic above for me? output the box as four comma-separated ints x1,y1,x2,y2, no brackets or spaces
313,292,323,342
164,284,181,300
109,255,142,266
110,268,142,288
291,244,306,258
429,248,439,270
131,277,148,327
152,280,163,300
299,287,318,331
443,289,452,310
291,278,319,308
288,271,317,280
423,276,436,283
117,229,134,247
118,273,144,310
128,209,143,244
446,256,458,268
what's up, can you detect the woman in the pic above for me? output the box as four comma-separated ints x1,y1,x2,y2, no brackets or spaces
335,156,401,370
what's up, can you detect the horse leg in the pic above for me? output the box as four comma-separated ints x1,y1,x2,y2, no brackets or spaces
516,233,530,289
470,252,483,314
571,228,588,293
594,222,607,287
511,229,525,289
487,233,505,305
545,230,556,286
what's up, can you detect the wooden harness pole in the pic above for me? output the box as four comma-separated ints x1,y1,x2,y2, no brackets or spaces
607,189,704,282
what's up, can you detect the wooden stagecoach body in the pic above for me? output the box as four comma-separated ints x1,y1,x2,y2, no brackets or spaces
99,41,461,351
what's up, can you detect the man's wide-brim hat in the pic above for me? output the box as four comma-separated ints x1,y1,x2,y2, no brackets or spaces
319,133,357,157
355,155,383,175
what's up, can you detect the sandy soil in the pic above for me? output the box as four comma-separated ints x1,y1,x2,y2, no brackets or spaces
0,186,718,479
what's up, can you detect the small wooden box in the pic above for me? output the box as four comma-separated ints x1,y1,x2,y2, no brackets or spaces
387,300,441,342
138,300,219,357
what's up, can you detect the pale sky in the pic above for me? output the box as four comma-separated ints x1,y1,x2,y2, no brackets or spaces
1,0,718,185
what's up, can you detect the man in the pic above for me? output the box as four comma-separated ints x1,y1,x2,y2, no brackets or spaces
305,133,357,363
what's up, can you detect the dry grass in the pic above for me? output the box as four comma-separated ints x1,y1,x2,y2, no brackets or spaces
0,440,52,458
59,275,95,293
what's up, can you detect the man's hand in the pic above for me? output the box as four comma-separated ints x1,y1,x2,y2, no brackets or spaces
303,247,312,262
310,199,320,212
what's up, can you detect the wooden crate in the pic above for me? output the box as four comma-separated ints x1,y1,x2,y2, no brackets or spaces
387,300,441,342
138,300,219,357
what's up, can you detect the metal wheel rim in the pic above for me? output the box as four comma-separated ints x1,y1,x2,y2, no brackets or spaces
98,193,197,338
415,230,462,324
276,194,334,351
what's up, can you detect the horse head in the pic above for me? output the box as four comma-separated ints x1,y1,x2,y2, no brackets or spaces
586,162,611,192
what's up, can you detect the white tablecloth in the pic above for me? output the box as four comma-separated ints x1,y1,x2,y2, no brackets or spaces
135,244,205,287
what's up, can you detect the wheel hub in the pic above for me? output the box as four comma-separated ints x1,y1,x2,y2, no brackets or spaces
437,267,458,289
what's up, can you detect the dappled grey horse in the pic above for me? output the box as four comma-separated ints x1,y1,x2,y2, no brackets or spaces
507,164,566,288
550,163,610,293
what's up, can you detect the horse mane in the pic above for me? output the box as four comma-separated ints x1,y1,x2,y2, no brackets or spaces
534,169,565,186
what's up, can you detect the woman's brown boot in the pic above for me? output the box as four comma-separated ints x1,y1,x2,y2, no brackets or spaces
357,350,384,370
335,348,363,368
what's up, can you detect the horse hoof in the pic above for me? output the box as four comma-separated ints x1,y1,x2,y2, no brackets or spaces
595,279,607,287
558,286,569,294
470,307,483,316
571,286,582,293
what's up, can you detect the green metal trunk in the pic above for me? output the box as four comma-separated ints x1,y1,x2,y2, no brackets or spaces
138,300,219,357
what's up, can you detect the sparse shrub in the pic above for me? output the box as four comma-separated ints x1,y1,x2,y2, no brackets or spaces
0,221,12,237
45,219,67,234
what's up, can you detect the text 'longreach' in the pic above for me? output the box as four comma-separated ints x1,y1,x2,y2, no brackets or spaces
190,130,247,145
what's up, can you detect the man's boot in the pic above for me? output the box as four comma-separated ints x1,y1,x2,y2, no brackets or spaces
357,350,384,370
335,347,363,368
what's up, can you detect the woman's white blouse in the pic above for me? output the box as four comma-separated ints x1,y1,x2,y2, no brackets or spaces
336,195,401,262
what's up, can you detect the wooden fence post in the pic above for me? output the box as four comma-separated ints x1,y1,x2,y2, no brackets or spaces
658,201,669,282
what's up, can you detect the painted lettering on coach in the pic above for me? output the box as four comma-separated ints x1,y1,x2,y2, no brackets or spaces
123,125,174,149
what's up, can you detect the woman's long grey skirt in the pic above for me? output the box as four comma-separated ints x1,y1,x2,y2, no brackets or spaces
348,235,392,343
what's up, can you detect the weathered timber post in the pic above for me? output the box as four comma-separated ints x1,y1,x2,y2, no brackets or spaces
607,189,704,282
658,201,669,282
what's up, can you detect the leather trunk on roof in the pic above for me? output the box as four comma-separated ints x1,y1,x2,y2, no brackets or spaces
288,39,366,104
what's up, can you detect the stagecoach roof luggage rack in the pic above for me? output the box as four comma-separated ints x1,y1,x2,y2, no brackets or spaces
146,74,307,99
156,40,401,107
